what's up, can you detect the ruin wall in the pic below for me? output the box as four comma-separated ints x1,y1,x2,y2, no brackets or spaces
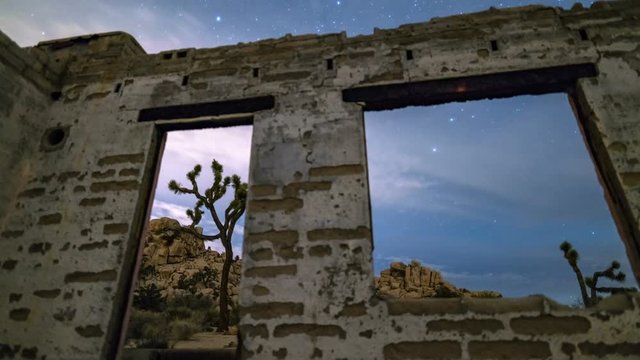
1,1,640,359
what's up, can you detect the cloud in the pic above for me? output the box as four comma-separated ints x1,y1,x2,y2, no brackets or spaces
0,0,213,53
153,126,252,218
364,95,608,222
150,200,191,225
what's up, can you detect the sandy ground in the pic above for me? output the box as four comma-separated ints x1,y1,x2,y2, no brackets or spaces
172,332,237,349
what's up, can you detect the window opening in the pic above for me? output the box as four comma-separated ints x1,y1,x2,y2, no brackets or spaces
365,94,637,306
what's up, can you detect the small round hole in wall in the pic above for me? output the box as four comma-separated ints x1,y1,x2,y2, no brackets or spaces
47,128,65,146
41,126,69,152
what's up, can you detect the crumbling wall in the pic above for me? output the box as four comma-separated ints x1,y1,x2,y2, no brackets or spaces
0,1,639,359
0,31,59,225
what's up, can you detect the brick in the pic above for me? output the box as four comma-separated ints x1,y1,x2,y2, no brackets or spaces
90,180,139,192
57,171,82,182
282,181,331,196
309,164,364,177
387,298,466,316
79,197,106,206
78,240,109,251
118,168,140,177
9,308,30,321
272,348,287,359
468,340,551,359
244,265,297,278
621,172,640,187
250,184,277,197
248,248,273,261
309,245,332,257
338,302,367,317
245,230,298,244
64,269,117,283
465,295,545,314
97,153,145,166
578,342,640,357
252,285,270,296
239,324,269,339
103,223,129,234
0,230,23,239
273,324,346,339
262,71,311,82
18,188,45,198
28,242,52,254
91,169,115,179
249,198,303,212
383,341,461,360
1,259,18,270
38,213,62,225
74,325,104,338
511,315,590,335
240,302,304,320
33,289,61,299
428,319,504,335
307,226,371,241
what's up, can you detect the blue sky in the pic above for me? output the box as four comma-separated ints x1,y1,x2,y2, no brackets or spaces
2,0,636,304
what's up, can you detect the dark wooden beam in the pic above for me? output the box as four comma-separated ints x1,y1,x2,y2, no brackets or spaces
342,63,597,111
138,95,274,122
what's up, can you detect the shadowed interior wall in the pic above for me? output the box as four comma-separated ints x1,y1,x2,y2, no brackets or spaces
0,1,639,359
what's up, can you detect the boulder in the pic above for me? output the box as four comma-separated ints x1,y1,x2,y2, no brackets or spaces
143,217,205,265
375,260,501,299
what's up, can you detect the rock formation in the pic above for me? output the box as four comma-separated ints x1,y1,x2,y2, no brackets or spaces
375,260,502,299
138,218,499,302
137,217,241,303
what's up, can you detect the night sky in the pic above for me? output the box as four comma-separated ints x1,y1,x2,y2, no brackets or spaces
2,0,636,304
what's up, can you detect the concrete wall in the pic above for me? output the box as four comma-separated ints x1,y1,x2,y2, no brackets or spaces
0,31,59,225
1,1,639,359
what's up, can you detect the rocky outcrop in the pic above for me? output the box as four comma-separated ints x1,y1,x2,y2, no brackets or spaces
139,218,499,302
143,217,205,265
138,217,241,303
375,260,502,299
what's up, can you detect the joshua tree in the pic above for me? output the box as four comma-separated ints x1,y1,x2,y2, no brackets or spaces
169,159,247,331
560,241,636,307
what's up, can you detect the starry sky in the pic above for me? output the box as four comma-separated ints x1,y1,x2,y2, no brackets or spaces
1,0,636,304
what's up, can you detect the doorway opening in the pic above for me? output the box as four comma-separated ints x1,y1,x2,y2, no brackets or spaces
121,124,252,358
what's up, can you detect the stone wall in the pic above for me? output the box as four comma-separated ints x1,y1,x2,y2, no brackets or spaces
1,1,640,359
0,31,59,224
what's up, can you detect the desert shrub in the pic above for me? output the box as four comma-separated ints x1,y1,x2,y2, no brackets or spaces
202,306,220,329
170,320,199,340
165,305,193,321
127,309,169,348
133,283,165,312
192,266,218,288
167,293,213,311
472,291,501,298
139,264,159,280
434,285,460,298
229,300,239,326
